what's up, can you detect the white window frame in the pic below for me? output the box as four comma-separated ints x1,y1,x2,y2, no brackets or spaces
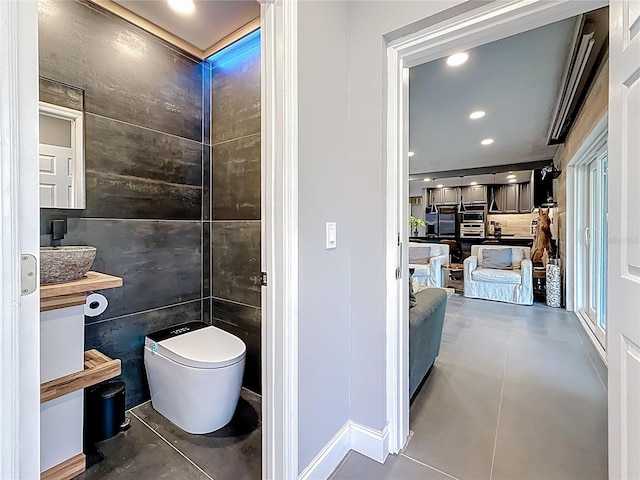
566,113,608,362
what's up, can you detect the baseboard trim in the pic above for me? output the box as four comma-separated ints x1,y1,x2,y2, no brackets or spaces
298,421,390,479
350,422,390,464
299,421,351,480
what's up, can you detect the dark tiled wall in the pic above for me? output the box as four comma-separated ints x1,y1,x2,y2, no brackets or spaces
38,0,207,408
209,43,262,394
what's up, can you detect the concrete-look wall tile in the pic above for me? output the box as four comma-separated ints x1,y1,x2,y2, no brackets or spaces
203,221,211,297
212,134,261,221
39,77,83,111
38,0,203,141
82,113,203,219
85,114,202,186
203,63,212,146
210,45,261,145
202,297,212,325
202,145,211,221
213,297,261,332
62,219,202,321
212,317,261,394
84,174,202,220
85,300,202,408
211,221,261,307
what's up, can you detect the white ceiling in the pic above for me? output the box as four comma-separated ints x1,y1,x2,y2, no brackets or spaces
409,17,577,176
114,0,259,51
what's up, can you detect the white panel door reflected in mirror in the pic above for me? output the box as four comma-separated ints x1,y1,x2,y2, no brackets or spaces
38,102,85,209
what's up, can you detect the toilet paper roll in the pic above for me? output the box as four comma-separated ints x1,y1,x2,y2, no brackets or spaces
85,293,108,317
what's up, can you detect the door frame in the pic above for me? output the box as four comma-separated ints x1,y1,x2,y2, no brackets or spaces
0,1,41,477
259,0,299,478
566,113,608,361
384,0,608,454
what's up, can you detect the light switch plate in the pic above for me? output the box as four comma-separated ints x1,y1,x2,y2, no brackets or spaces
326,222,337,249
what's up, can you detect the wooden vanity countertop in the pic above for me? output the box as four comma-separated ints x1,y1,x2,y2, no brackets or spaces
40,271,123,312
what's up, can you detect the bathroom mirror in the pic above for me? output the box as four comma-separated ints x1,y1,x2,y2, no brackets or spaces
38,101,85,209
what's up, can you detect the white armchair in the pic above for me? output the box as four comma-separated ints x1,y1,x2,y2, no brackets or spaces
409,242,450,287
463,245,533,305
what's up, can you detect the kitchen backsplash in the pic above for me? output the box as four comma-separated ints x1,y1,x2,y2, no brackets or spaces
488,209,557,237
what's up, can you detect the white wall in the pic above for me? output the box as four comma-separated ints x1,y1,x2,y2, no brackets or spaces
296,0,481,471
297,0,351,472
346,0,466,431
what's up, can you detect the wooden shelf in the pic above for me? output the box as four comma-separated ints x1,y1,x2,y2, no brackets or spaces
40,271,123,312
41,349,121,404
41,453,85,480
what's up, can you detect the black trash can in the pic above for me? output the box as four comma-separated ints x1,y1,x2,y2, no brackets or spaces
85,380,129,443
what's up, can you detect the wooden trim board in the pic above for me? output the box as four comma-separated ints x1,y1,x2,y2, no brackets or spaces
41,453,85,480
41,271,122,307
89,0,259,59
203,18,261,59
41,350,121,404
40,293,87,312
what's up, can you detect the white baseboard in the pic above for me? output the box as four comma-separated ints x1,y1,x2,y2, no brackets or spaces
350,422,389,464
299,421,351,480
298,421,390,479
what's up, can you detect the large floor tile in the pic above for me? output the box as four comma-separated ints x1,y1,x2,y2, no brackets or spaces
77,416,209,480
405,365,502,480
491,378,607,480
131,390,261,480
331,451,455,480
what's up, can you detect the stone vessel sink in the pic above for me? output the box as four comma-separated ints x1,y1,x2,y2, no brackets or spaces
40,246,97,284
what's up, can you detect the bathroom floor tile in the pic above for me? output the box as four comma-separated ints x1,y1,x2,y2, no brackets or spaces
131,389,261,480
76,416,210,480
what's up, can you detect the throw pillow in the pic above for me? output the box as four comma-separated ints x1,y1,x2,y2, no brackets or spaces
482,248,513,270
409,246,430,264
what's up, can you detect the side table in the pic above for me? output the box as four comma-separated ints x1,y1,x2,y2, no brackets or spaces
533,268,546,300
443,263,464,294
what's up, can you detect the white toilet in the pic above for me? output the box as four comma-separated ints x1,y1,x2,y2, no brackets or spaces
144,322,246,434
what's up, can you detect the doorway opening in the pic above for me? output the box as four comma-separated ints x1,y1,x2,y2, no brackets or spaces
385,0,611,469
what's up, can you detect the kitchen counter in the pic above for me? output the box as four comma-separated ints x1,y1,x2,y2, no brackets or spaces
485,234,535,240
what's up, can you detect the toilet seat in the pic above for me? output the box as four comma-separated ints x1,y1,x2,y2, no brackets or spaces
145,323,246,369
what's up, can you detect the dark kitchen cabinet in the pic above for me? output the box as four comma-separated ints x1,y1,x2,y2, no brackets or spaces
518,182,533,213
488,186,501,213
442,187,458,205
428,187,458,205
461,185,487,204
489,184,522,213
503,184,519,213
429,188,443,206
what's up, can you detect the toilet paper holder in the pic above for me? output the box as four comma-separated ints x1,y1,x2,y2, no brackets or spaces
85,292,109,317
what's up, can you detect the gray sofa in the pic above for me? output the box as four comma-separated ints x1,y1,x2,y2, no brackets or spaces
409,287,447,399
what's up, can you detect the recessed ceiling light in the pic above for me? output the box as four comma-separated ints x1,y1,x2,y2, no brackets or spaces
508,178,517,183
507,174,516,179
423,178,431,182
446,52,469,67
469,110,486,120
470,181,478,185
408,151,415,157
167,0,195,15
481,138,494,146
436,184,444,188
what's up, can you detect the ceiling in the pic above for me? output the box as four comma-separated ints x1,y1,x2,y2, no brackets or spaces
113,0,259,52
408,17,577,176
